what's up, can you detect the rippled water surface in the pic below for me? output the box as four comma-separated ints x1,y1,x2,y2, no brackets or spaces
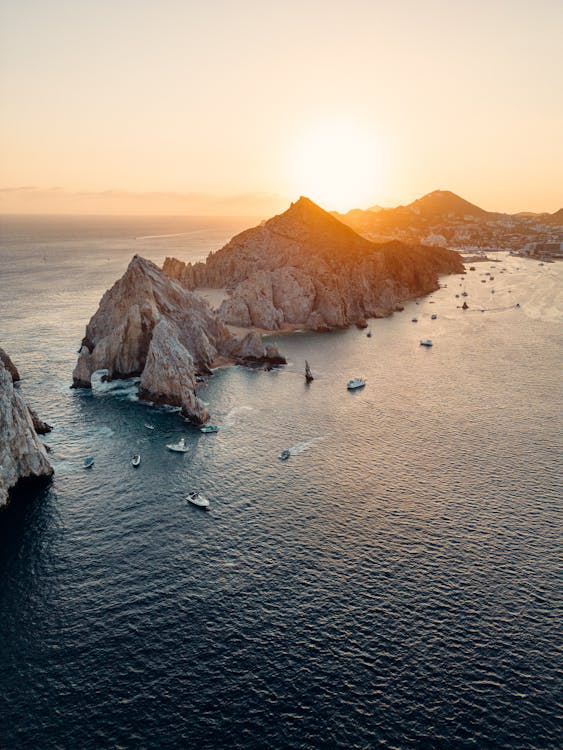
1,216,562,749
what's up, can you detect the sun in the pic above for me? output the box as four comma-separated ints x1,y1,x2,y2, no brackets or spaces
287,120,385,212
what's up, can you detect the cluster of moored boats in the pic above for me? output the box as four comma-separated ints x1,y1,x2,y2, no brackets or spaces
82,422,219,508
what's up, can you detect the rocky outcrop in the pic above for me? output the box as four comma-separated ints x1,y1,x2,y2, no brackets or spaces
72,255,285,423
28,408,53,435
0,354,53,508
163,197,464,331
0,347,21,383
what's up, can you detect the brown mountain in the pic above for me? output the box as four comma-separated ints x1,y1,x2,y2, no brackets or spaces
163,197,463,331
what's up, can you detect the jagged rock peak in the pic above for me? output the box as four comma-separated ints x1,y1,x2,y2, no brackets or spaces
0,347,21,383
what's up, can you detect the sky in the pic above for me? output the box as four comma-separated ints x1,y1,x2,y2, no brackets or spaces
1,0,562,215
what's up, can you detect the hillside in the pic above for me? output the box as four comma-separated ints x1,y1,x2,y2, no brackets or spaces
163,197,463,331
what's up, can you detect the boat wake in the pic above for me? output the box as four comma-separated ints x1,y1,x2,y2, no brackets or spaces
287,436,325,456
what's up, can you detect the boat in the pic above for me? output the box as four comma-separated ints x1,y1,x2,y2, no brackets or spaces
83,456,95,469
131,454,141,467
144,423,155,430
366,329,372,337
420,339,433,347
347,377,366,390
411,318,418,322
305,360,314,383
431,314,437,320
187,491,210,509
166,437,189,452
200,425,219,433
279,449,291,461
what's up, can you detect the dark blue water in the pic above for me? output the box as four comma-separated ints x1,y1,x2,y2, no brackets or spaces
1,216,562,749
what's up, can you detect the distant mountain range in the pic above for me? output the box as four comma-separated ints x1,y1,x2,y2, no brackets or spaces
332,190,563,251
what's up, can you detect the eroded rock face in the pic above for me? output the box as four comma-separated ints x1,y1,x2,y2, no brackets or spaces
0,347,20,383
0,356,53,508
163,197,464,330
72,255,285,422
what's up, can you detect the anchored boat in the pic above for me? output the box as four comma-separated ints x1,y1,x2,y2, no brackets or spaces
187,491,209,509
166,438,189,452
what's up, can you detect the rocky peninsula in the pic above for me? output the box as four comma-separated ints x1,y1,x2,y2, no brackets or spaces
71,255,285,423
162,197,464,331
0,348,53,508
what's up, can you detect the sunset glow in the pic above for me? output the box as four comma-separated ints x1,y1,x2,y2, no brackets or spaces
288,121,385,211
0,1,561,214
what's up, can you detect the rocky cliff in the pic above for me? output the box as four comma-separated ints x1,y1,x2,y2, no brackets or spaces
72,255,285,423
162,197,464,330
0,351,53,508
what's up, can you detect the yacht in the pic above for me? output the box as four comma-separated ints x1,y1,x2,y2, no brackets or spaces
166,437,189,452
187,491,209,509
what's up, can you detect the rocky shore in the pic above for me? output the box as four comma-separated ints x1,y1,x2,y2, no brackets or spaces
0,348,53,508
163,197,464,331
71,255,285,423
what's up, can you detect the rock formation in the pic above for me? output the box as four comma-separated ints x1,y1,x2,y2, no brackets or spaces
0,351,53,508
71,255,285,423
0,346,20,383
162,197,464,331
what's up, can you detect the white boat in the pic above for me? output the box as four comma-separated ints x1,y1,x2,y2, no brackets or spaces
131,454,141,467
83,456,95,469
187,491,209,509
420,339,433,347
347,377,366,390
166,437,189,452
144,423,155,430
200,424,219,433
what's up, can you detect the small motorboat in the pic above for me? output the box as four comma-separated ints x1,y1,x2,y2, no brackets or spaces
200,425,219,433
166,437,189,452
131,454,141,467
347,377,366,390
83,456,95,469
411,317,418,322
279,449,291,461
187,491,210,509
144,423,155,430
420,339,433,347
431,314,437,320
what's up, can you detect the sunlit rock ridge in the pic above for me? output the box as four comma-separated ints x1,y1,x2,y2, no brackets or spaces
71,256,285,423
162,197,464,330
0,348,53,507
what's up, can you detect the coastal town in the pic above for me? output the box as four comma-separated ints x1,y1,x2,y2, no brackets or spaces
334,190,563,258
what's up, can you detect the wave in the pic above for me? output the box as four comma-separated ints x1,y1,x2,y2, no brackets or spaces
288,436,325,455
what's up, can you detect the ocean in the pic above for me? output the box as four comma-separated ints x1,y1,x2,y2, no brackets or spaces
0,215,561,749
